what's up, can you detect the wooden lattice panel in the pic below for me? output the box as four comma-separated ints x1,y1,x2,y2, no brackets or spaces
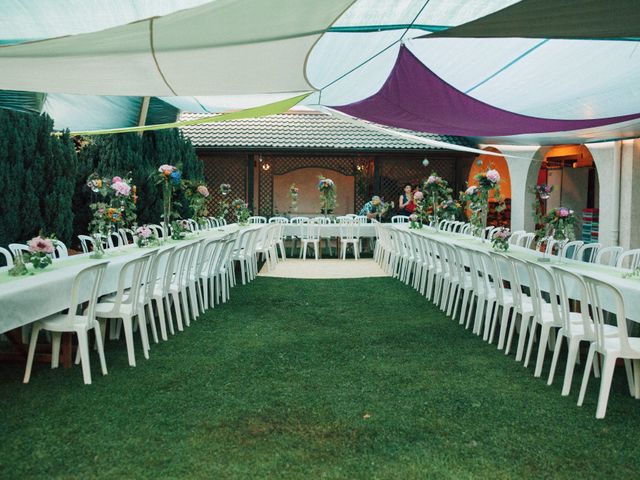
378,156,456,207
200,152,247,221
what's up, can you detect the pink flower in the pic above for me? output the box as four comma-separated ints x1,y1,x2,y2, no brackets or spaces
426,175,440,184
197,185,210,197
158,164,175,174
558,207,570,217
413,191,424,201
111,181,131,197
112,176,122,184
486,169,500,183
136,226,152,239
28,236,55,254
465,186,477,195
409,214,418,221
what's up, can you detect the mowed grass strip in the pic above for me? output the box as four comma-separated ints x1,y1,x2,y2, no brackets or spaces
0,277,639,479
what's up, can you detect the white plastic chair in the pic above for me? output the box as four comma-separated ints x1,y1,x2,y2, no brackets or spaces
94,253,153,367
78,235,95,254
578,275,640,418
23,262,109,385
289,217,309,256
338,219,360,260
616,249,640,270
248,216,267,224
595,246,624,266
0,246,13,267
269,217,289,224
509,230,526,245
391,215,409,223
54,241,69,258
149,246,176,341
119,228,135,245
8,243,29,259
517,232,536,249
559,240,584,260
576,243,601,263
107,232,123,249
300,221,321,260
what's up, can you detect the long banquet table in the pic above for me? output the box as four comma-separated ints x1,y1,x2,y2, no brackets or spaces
0,224,243,334
282,223,376,238
390,223,640,323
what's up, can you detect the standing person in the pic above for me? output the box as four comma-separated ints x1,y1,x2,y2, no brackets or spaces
399,184,415,216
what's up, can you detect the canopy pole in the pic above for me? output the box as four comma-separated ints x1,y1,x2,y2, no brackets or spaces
137,96,151,136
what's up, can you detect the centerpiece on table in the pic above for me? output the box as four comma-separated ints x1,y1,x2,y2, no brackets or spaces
537,207,577,260
440,198,462,221
135,225,159,248
87,173,137,257
422,173,452,230
157,164,182,239
289,183,299,212
231,199,251,226
491,227,511,252
462,168,504,242
409,213,423,229
24,235,57,270
184,181,210,228
530,183,554,238
218,183,231,220
171,219,190,240
317,176,337,215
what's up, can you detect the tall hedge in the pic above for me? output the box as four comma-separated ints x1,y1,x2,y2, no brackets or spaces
0,110,76,246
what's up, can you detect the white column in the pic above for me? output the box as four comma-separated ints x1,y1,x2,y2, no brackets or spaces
618,139,640,250
585,142,619,247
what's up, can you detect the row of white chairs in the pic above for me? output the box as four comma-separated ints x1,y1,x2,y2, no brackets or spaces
374,224,640,419
23,230,239,384
249,214,372,225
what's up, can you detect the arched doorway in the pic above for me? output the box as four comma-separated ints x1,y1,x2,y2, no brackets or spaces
468,147,512,227
525,145,598,240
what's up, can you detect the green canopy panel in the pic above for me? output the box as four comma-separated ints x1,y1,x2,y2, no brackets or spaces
0,90,46,115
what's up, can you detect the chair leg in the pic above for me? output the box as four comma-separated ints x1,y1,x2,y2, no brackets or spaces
76,329,92,385
533,325,551,377
561,338,580,396
157,298,169,340
595,355,617,419
94,325,108,376
146,303,159,344
547,334,564,386
121,316,137,367
136,310,150,360
23,324,41,383
51,331,62,369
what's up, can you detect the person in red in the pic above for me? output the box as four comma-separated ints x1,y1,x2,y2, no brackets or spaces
399,183,415,216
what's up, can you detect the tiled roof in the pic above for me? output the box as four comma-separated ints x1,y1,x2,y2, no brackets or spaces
179,110,473,151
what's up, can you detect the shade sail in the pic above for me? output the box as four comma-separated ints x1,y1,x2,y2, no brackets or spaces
420,0,640,40
70,93,310,135
0,0,354,96
332,46,640,137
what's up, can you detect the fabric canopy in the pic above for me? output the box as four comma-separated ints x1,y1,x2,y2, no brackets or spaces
332,46,640,137
69,93,310,135
420,0,640,40
0,0,354,96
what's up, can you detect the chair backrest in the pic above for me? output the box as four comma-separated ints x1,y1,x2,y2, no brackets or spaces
208,217,220,227
66,262,109,327
460,223,472,235
391,215,409,223
8,243,29,259
147,224,164,239
616,248,640,270
559,240,584,260
527,261,562,324
339,219,360,240
595,246,623,266
301,221,321,240
355,215,369,224
77,235,94,254
107,232,123,249
576,242,601,263
509,230,526,245
290,217,309,224
54,241,69,258
149,246,174,297
582,275,636,356
110,253,152,311
119,228,135,245
0,246,13,268
311,216,331,224
517,232,536,249
186,219,199,232
269,216,289,224
248,216,267,224
550,266,594,338
484,226,497,240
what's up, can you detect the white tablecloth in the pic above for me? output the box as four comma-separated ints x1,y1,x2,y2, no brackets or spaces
282,224,377,238
391,224,640,323
0,225,238,334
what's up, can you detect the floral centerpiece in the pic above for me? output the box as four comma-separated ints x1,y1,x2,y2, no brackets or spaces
491,227,511,252
217,183,232,220
157,164,182,239
409,213,423,229
423,173,452,230
317,176,337,214
26,235,56,269
231,199,251,225
184,181,210,227
289,183,299,212
463,168,505,241
530,183,555,237
135,225,158,247
543,207,577,241
378,199,395,221
440,199,462,220
171,219,190,240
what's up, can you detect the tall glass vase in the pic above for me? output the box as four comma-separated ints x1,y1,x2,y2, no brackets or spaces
431,194,439,231
163,182,172,242
480,206,488,243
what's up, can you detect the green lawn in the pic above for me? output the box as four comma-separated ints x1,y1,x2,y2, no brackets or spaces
1,277,639,479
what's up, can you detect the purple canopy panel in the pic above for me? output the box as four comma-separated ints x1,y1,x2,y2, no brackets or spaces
333,46,640,137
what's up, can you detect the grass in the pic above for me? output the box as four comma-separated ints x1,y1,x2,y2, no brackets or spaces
0,276,639,479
